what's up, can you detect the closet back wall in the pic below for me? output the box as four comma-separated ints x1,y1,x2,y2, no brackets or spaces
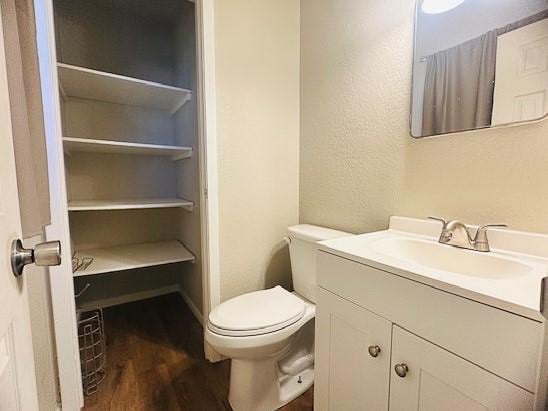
55,0,203,311
54,0,175,84
300,0,548,234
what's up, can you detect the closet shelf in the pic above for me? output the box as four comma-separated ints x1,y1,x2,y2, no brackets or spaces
73,240,195,277
57,63,192,113
63,137,192,160
68,198,194,212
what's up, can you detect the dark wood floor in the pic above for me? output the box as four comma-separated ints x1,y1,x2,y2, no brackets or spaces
84,293,313,411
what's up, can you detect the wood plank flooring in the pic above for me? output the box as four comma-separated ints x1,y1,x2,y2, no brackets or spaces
84,293,313,411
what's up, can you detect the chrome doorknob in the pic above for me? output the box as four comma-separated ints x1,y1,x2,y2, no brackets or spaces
368,345,381,358
11,239,61,277
394,363,409,378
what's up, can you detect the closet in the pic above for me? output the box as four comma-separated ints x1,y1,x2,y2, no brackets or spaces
51,0,203,317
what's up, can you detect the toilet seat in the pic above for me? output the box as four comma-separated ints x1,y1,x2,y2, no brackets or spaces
208,286,306,337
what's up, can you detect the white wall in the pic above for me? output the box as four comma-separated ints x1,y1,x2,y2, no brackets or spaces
214,0,300,301
301,0,548,235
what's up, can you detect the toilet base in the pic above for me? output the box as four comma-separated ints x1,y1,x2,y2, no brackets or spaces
228,356,314,411
228,319,315,411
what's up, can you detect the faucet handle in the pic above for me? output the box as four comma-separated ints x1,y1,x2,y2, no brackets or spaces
476,224,508,235
474,224,508,252
428,216,448,227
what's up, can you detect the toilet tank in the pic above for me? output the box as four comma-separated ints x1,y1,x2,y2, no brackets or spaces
288,225,351,303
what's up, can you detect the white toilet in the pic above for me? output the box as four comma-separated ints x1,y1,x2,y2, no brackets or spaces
205,224,350,411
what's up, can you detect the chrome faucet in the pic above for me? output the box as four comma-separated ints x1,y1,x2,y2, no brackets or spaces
428,217,507,252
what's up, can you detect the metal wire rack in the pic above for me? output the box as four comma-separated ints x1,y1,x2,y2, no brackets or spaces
78,309,106,396
72,250,94,273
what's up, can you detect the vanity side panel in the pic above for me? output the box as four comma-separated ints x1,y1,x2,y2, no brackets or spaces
317,251,543,392
534,277,548,410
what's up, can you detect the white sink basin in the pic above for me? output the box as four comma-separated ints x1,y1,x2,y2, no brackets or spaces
369,236,532,280
319,217,548,316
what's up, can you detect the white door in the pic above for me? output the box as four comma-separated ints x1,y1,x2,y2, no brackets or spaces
492,18,548,125
314,288,392,411
0,4,40,410
389,326,534,411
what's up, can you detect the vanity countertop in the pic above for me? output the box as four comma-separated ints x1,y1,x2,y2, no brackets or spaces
318,216,548,321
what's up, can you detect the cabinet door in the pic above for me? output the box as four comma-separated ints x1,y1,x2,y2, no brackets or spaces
389,326,534,411
315,288,392,411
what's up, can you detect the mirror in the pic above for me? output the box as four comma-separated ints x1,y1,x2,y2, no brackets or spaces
411,0,548,138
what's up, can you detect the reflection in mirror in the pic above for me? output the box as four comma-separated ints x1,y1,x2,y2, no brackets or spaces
411,0,548,138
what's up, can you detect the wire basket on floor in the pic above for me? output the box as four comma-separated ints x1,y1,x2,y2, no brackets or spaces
78,309,106,396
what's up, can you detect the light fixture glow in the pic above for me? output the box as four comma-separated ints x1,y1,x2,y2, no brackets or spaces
421,0,465,14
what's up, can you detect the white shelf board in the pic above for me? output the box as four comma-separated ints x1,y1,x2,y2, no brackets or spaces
73,240,195,277
68,198,194,212
63,137,192,160
57,63,191,113
76,285,179,311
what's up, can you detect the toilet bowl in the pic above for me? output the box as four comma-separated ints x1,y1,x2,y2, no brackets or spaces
205,225,351,411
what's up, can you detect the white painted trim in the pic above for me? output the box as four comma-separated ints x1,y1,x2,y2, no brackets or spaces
34,1,84,410
196,0,222,362
177,287,204,325
177,286,224,362
37,1,224,404
77,285,180,312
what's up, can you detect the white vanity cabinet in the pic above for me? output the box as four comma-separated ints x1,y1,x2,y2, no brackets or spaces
314,250,540,411
315,288,392,410
389,326,533,410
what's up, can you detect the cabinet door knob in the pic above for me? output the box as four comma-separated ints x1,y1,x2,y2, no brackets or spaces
368,345,381,358
394,363,409,378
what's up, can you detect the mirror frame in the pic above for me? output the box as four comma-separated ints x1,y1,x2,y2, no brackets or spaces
409,0,548,139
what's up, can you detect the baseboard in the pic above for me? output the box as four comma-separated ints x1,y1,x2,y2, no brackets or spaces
177,286,204,326
176,287,225,362
77,285,180,311
204,340,225,363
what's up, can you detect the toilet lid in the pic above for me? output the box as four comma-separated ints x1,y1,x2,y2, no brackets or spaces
208,286,306,337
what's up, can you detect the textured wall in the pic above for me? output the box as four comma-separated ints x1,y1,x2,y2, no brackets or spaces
215,0,300,301
300,0,548,234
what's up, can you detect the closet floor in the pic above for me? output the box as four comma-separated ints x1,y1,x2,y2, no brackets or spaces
83,293,313,411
